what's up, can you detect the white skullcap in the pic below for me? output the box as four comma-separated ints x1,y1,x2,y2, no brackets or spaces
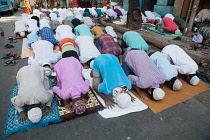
20,32,25,37
190,75,199,86
152,88,165,100
43,67,52,77
114,38,117,42
90,60,94,69
28,107,42,123
112,87,131,108
175,28,180,35
172,79,182,90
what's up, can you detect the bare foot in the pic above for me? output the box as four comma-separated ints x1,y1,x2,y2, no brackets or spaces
63,100,71,111
43,106,52,115
137,91,148,100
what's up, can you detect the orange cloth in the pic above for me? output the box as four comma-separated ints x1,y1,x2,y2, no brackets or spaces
22,0,31,15
58,38,76,51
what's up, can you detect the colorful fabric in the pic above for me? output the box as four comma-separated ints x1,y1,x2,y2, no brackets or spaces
92,54,131,95
52,57,90,100
91,26,104,39
124,50,166,89
95,9,103,16
146,27,183,37
74,24,94,38
114,8,122,16
123,31,148,51
27,33,38,48
83,12,91,17
97,34,122,55
73,100,86,115
3,78,61,138
39,27,58,45
58,38,76,51
162,17,179,33
62,45,76,53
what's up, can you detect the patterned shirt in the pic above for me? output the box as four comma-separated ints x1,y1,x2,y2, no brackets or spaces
198,27,210,43
39,27,58,45
125,50,166,88
97,34,122,56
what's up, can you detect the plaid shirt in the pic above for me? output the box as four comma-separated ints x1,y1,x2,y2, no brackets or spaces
98,34,122,55
39,27,58,45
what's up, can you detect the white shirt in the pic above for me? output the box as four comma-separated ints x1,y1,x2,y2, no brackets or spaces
27,19,39,34
81,17,95,28
28,40,62,66
55,25,76,41
89,8,98,17
145,11,155,19
50,13,57,20
74,11,83,20
14,20,27,34
75,35,101,63
39,19,50,30
11,65,53,113
161,44,198,74
107,9,117,18
164,13,175,20
59,9,68,19
105,26,117,38
119,8,127,16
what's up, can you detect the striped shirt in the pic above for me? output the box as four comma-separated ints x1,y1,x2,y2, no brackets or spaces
97,34,122,56
125,50,166,88
39,27,58,45
198,27,210,43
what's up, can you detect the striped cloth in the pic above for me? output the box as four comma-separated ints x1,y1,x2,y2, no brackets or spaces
98,34,122,56
39,27,58,45
198,27,210,43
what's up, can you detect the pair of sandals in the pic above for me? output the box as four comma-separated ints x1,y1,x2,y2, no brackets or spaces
7,36,17,43
1,51,17,59
2,52,20,66
4,59,18,66
4,44,15,49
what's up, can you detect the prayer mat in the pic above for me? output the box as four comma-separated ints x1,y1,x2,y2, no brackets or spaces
57,87,104,122
146,27,183,37
132,81,210,114
82,69,148,119
3,84,61,138
21,37,60,58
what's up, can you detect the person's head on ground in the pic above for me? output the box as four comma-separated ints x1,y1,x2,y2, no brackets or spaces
187,74,200,86
27,107,42,123
72,97,86,115
170,77,182,90
42,63,52,76
112,86,132,108
151,88,165,100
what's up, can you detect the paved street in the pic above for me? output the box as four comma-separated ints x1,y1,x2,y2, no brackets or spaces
0,10,210,140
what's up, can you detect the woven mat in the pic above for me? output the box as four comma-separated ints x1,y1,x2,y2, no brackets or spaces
146,27,183,37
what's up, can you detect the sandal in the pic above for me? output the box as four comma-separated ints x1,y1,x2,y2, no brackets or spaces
4,60,13,66
10,60,18,66
4,44,15,49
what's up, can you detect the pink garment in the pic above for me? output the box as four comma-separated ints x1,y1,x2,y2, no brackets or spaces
162,17,179,32
147,19,155,24
52,57,90,100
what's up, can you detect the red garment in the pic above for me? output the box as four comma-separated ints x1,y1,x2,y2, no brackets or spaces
147,19,156,24
162,17,179,32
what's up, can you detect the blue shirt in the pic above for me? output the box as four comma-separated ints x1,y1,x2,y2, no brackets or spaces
39,27,58,45
27,33,38,48
74,24,94,39
150,52,178,81
123,31,148,51
92,54,131,95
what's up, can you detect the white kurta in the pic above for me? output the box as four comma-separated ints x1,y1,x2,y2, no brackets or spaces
75,35,101,63
27,19,39,34
11,65,53,113
161,44,198,74
50,13,58,20
105,26,117,38
28,40,62,66
81,17,95,28
39,19,50,30
89,8,98,17
14,20,28,34
106,9,117,18
55,25,76,41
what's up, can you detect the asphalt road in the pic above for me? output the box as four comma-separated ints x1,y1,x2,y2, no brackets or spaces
0,9,210,140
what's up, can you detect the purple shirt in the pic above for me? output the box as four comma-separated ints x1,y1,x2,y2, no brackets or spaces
114,8,122,16
125,50,166,88
52,57,90,100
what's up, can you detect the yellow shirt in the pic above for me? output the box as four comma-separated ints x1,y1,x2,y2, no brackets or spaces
91,26,104,39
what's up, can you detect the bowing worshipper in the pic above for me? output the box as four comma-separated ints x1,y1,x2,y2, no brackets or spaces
66,15,75,22
192,27,210,46
74,11,83,20
90,54,135,109
91,26,104,39
52,51,89,114
71,18,81,28
88,8,98,17
74,24,94,38
26,19,39,34
50,20,61,32
49,12,58,20
75,35,101,66
39,27,58,45
96,34,122,58
62,19,74,29
58,38,77,55
161,45,200,86
28,40,62,76
14,20,28,38
84,8,91,16
39,18,50,29
106,7,117,19
156,17,181,35
114,8,122,17
81,17,95,28
55,25,76,42
11,65,53,122
195,9,210,22
27,33,38,48
121,31,148,53
83,11,91,17
31,15,40,27
95,8,103,17
104,26,118,42
122,49,166,100
149,51,182,90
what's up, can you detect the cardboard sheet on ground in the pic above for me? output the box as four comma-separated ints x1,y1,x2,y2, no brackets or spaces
21,37,60,58
135,81,209,114
146,27,183,37
82,69,148,119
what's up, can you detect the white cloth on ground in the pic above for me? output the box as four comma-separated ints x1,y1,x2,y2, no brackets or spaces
106,9,117,18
